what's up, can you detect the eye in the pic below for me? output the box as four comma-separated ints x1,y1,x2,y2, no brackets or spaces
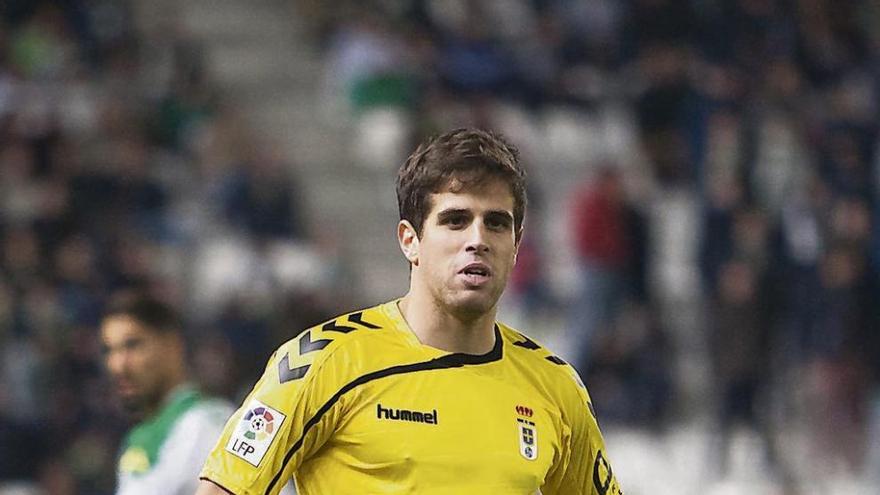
442,214,468,229
485,214,513,231
122,338,143,352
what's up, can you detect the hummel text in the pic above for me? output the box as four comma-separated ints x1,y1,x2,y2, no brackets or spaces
377,403,438,425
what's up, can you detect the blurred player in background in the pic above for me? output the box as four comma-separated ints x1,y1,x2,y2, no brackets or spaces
197,128,621,494
101,292,235,495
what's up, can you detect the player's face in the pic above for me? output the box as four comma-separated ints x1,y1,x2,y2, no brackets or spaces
101,316,178,415
409,177,519,318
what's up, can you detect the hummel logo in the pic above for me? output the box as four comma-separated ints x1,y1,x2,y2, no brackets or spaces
376,403,439,425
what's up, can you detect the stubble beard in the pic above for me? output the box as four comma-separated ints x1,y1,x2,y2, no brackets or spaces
120,377,167,419
443,283,503,323
121,393,147,415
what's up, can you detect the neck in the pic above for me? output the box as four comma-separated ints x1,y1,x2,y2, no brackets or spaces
398,291,497,355
142,374,188,420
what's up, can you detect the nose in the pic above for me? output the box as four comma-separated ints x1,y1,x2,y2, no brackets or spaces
106,349,128,376
465,221,490,254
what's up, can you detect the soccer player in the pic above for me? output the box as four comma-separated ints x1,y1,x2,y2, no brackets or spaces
197,128,622,494
101,292,235,495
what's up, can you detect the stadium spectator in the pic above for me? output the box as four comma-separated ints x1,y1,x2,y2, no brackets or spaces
568,165,634,369
100,291,234,495
708,258,775,474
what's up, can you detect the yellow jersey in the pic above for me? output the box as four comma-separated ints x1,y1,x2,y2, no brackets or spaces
200,300,621,495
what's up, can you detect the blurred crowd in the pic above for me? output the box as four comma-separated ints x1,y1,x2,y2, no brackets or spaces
1,0,879,493
0,1,339,493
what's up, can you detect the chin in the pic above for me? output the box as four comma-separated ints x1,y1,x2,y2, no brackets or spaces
119,387,157,415
447,293,499,319
121,395,145,414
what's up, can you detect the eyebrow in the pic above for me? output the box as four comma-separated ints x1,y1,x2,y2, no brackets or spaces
436,208,470,221
485,210,514,223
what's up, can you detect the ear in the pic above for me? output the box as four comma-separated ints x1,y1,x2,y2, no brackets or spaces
398,220,420,265
161,332,185,354
513,227,523,265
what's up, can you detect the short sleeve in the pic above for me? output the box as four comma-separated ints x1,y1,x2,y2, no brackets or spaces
541,366,623,495
200,328,352,495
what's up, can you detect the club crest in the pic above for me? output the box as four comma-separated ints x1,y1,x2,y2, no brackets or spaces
516,406,538,461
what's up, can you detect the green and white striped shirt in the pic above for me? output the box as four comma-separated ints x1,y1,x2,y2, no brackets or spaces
116,385,233,495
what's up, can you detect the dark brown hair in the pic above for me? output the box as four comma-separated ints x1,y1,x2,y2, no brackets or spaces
103,291,181,335
396,128,527,241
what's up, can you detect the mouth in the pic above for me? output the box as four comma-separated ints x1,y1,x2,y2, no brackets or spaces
115,378,137,397
458,262,492,287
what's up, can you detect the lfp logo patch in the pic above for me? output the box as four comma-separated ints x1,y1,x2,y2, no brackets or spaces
226,399,286,467
243,407,276,441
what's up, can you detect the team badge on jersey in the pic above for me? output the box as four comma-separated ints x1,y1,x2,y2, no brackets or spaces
516,405,538,461
119,446,150,474
225,399,286,467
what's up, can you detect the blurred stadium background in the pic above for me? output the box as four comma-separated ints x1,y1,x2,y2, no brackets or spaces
0,0,878,493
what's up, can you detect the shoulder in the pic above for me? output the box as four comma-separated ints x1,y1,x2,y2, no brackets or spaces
152,397,235,474
185,396,236,426
498,323,570,371
169,396,235,442
498,323,591,406
270,302,405,385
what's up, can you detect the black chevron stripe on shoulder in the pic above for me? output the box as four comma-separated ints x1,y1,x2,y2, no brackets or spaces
513,333,540,350
322,319,356,334
546,355,567,365
278,354,310,383
299,330,331,354
348,311,381,329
